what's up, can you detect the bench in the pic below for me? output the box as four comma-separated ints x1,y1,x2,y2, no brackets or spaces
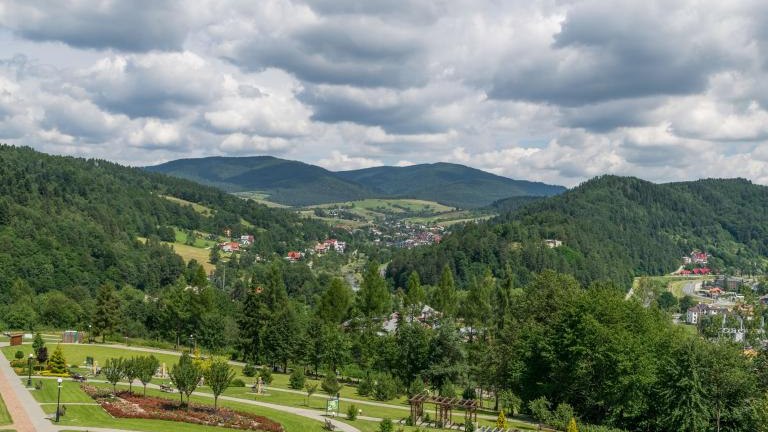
159,384,174,393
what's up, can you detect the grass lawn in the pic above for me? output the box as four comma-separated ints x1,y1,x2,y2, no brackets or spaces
47,382,328,432
137,236,216,273
1,344,245,379
160,195,214,217
5,343,539,431
0,392,11,426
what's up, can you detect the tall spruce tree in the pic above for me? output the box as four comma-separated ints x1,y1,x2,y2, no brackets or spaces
93,283,120,343
357,262,390,320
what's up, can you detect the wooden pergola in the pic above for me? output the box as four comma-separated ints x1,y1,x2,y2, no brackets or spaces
408,392,480,427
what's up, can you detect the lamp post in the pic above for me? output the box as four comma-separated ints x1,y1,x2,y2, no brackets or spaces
27,353,33,387
189,334,196,353
55,377,63,422
88,324,92,344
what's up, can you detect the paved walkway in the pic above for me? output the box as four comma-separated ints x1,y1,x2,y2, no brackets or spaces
0,342,56,432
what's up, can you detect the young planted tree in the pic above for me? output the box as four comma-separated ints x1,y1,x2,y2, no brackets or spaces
321,371,342,397
137,355,160,396
103,357,124,394
32,333,45,357
305,382,318,406
123,357,140,393
204,358,236,411
170,352,202,409
47,345,68,374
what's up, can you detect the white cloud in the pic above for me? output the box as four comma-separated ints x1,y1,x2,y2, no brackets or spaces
0,0,767,187
316,150,382,171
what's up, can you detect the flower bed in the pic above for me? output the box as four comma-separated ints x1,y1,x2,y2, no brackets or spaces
81,385,283,432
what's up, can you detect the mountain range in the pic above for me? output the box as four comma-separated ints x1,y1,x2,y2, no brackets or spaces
145,156,565,208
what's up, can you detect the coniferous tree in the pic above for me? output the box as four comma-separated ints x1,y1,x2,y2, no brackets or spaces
357,262,390,320
317,278,352,324
47,345,67,374
435,265,458,317
93,284,120,343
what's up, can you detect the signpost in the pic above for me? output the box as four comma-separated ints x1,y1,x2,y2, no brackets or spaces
326,397,339,417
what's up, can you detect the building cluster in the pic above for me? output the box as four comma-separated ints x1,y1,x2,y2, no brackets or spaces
369,221,444,249
313,238,346,254
218,233,256,253
683,250,709,265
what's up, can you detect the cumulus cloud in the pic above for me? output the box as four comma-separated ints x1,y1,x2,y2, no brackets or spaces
0,0,767,186
317,150,382,170
0,0,191,52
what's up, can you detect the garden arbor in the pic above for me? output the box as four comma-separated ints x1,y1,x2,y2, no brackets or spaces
408,392,480,427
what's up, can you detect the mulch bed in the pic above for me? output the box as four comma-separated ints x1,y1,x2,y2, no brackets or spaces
81,384,283,431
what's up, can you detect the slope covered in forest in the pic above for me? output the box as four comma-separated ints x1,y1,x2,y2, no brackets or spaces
0,145,327,298
388,175,768,289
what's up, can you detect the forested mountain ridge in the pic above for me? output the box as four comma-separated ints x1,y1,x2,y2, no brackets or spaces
0,145,327,298
388,175,768,289
146,156,565,208
337,163,565,208
145,156,372,205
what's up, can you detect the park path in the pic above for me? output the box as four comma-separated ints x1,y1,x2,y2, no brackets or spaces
88,343,508,423
0,342,57,432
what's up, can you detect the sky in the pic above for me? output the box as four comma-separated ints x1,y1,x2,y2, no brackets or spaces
1,1,768,187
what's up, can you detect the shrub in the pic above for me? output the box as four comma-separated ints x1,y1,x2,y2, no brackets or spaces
231,378,246,387
465,421,476,432
372,373,399,401
347,404,358,420
438,381,456,398
258,367,273,384
14,350,24,359
407,377,425,398
462,386,477,400
242,363,257,377
357,375,373,396
379,418,394,432
289,368,306,390
553,402,576,429
321,372,342,396
35,380,43,390
528,396,552,424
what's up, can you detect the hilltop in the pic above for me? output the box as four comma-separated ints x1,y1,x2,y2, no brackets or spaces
145,156,565,208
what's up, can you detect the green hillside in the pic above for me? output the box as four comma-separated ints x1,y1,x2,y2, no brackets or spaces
338,163,565,208
388,175,768,289
146,157,565,208
0,145,328,303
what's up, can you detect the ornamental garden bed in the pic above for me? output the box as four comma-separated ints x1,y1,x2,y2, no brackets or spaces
81,385,283,432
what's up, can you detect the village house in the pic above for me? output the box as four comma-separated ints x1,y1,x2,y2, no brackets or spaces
686,303,726,324
219,242,240,253
286,251,303,262
544,239,563,248
239,234,254,246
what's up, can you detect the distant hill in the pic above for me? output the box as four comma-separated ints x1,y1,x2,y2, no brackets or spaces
146,157,565,208
144,156,371,206
388,175,768,289
337,163,564,208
